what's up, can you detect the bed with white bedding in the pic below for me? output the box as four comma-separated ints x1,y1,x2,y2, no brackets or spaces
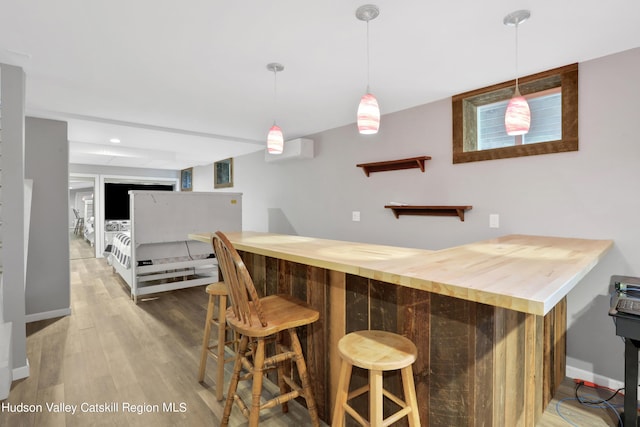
106,190,242,302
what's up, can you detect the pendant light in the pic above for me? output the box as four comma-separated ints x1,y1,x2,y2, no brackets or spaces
503,9,531,136
356,4,380,135
266,62,284,154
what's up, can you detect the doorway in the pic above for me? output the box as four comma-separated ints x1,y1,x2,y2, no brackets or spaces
69,174,98,259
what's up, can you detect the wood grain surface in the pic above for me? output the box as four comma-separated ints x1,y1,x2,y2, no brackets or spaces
190,231,612,315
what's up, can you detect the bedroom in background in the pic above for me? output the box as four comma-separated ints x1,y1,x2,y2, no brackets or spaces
68,174,97,260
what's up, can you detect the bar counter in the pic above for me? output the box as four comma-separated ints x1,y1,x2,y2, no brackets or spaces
190,231,612,426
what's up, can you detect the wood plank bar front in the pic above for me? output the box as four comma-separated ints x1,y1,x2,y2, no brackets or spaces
189,231,611,426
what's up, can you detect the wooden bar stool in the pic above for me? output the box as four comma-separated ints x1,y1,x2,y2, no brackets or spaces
332,330,421,427
198,281,236,401
212,231,320,427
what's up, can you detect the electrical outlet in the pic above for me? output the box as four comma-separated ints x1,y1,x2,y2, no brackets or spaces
489,214,500,228
352,211,361,222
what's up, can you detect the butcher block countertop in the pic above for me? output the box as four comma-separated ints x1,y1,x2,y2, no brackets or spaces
189,231,613,316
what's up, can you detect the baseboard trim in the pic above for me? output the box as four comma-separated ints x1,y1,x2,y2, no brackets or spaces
25,307,71,323
12,359,29,381
566,364,627,391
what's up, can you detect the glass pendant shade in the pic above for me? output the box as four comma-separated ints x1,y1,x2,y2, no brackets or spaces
503,10,531,136
356,5,380,135
357,93,380,135
267,124,284,154
265,62,285,155
504,89,531,136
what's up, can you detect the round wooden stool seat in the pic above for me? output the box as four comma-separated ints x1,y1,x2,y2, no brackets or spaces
338,330,417,371
332,330,421,426
205,282,228,296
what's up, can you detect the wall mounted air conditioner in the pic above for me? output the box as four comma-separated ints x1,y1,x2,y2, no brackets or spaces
265,138,314,163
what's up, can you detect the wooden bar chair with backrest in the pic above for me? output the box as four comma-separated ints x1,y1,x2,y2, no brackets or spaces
212,231,321,427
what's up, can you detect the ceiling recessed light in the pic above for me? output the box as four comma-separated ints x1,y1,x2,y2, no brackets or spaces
109,138,121,143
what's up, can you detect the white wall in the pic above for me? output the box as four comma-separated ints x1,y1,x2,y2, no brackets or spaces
25,117,70,320
1,64,28,378
193,164,214,191
220,48,640,385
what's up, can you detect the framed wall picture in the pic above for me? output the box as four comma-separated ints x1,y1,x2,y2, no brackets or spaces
214,158,234,189
180,167,193,191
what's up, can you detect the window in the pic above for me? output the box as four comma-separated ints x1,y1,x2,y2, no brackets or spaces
452,63,578,163
477,88,562,149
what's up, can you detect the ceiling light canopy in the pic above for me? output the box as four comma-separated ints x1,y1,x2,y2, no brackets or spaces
266,62,284,155
504,9,531,136
356,4,380,135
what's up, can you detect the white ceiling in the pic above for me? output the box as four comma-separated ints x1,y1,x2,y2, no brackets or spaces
1,1,639,171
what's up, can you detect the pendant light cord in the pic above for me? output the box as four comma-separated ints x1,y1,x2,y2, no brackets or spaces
272,68,278,125
366,19,371,93
514,22,520,93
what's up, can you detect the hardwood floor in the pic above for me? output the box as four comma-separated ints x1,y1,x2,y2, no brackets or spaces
0,255,627,426
539,381,626,426
2,257,324,426
68,231,95,260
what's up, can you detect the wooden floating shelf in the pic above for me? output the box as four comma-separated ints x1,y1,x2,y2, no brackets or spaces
384,205,473,221
357,156,432,177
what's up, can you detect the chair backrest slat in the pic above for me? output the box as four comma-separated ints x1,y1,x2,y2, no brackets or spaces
212,231,267,328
